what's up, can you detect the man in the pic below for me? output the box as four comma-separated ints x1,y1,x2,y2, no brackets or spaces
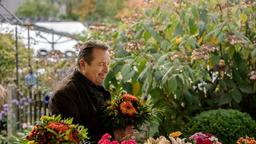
49,40,111,143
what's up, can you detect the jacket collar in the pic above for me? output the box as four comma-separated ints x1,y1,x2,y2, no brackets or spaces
73,69,111,99
73,70,106,89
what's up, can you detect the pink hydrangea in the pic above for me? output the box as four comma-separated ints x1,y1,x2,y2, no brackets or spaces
189,132,222,144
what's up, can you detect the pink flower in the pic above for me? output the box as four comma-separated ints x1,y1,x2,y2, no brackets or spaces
98,133,112,144
189,132,221,144
98,133,137,144
102,133,112,139
98,139,112,144
127,140,137,144
121,139,137,144
111,140,119,144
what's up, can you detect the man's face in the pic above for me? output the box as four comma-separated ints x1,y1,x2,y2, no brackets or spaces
80,48,110,86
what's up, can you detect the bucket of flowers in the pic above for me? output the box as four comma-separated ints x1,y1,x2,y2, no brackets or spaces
103,92,152,139
21,115,89,144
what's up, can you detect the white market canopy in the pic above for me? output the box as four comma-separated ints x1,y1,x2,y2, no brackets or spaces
0,21,87,56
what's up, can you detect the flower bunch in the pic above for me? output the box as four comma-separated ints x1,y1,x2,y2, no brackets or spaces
103,93,152,129
23,115,89,144
98,133,136,144
236,137,256,144
145,131,192,144
189,132,222,144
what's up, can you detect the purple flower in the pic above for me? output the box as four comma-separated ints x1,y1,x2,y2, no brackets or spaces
28,98,32,103
3,104,8,112
3,107,8,113
11,99,19,105
0,111,6,120
3,104,8,108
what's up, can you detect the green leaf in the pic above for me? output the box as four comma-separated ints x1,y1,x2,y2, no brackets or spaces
174,23,183,35
121,64,131,80
167,76,177,93
135,29,144,39
191,5,199,18
251,48,256,58
123,70,135,81
161,40,171,50
218,94,231,106
157,53,170,65
162,66,174,83
198,21,206,35
199,8,208,22
138,63,150,81
240,85,254,94
240,13,248,23
230,89,242,103
189,18,197,34
144,23,162,42
143,31,151,41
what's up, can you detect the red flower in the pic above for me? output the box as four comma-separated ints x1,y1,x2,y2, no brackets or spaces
47,122,70,133
122,94,138,102
68,130,80,143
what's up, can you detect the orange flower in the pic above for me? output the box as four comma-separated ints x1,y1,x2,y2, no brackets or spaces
237,137,256,144
47,122,70,133
169,131,182,138
120,101,137,116
122,93,138,102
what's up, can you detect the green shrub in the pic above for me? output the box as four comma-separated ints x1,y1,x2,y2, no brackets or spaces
184,109,256,144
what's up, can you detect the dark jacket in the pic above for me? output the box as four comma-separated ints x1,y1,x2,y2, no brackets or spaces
49,70,111,143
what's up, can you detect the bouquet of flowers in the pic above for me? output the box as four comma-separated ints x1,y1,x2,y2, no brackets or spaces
22,115,89,144
236,137,256,144
98,133,137,144
103,93,152,129
189,132,222,144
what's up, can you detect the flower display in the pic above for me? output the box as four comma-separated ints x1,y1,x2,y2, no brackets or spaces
189,132,222,144
23,115,89,144
145,133,192,144
145,131,222,144
103,93,152,129
98,133,137,144
236,137,256,144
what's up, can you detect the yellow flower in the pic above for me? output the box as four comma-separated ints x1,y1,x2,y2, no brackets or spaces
198,37,203,45
210,36,218,45
169,131,182,138
175,36,182,45
28,140,37,144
